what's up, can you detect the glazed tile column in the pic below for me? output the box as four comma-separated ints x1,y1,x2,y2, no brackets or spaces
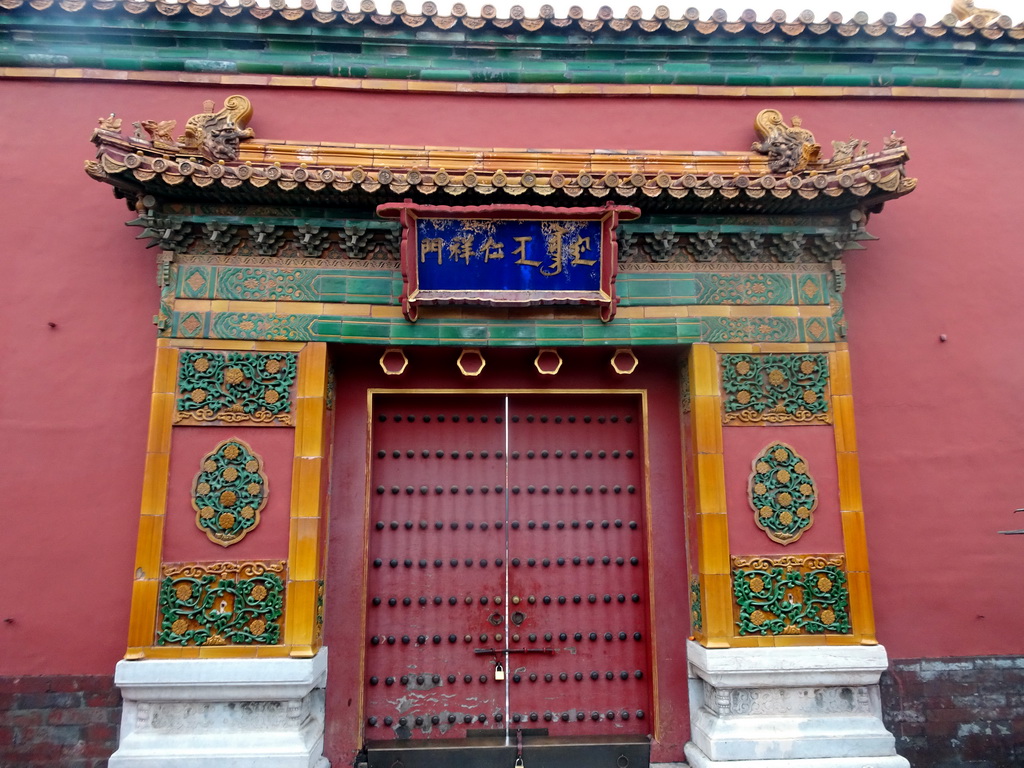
110,339,332,768
683,341,907,768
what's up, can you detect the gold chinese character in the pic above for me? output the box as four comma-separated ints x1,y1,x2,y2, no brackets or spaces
569,235,596,266
450,234,474,265
420,238,444,265
513,236,539,267
481,236,505,262
541,224,565,277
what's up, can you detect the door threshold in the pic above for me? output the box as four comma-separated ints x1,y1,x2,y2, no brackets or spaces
366,734,651,768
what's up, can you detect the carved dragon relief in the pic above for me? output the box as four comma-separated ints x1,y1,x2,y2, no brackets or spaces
180,95,255,162
100,95,255,163
751,109,821,173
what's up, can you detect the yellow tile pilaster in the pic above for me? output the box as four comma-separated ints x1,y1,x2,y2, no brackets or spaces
125,344,178,656
688,343,733,647
830,345,877,645
285,342,330,656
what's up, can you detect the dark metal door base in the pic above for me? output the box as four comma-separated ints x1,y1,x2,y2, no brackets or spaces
366,735,650,768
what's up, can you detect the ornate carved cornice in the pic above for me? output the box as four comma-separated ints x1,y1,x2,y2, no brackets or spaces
86,98,915,217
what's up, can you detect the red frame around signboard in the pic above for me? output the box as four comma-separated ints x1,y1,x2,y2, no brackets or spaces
376,202,641,322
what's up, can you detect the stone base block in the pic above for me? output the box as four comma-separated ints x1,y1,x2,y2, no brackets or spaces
684,745,910,768
684,640,908,768
109,649,329,768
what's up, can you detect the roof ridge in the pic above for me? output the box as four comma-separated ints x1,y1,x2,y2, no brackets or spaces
4,0,1023,40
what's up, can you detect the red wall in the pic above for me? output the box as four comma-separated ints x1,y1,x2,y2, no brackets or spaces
2,79,1023,676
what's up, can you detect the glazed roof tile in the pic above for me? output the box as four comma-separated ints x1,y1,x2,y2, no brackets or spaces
3,0,1022,40
85,100,916,215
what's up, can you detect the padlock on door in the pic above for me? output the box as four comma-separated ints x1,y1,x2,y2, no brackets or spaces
495,663,505,681
514,757,524,768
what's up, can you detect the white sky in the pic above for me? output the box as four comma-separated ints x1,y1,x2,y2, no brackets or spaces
344,0,1021,23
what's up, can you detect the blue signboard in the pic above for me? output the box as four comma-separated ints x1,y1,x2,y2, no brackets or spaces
377,202,640,321
415,218,603,293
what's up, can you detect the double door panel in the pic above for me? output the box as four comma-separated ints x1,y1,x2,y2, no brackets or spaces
364,393,650,741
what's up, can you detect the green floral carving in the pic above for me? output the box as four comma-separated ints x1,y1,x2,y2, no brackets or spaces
690,577,703,632
177,351,297,424
694,273,794,305
193,439,268,546
157,561,285,646
701,316,799,343
749,442,817,544
210,312,314,342
733,556,850,636
721,353,829,424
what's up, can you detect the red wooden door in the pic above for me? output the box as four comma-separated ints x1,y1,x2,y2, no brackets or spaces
364,393,651,742
504,395,650,733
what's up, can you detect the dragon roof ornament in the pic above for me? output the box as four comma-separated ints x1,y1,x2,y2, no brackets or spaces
85,96,915,215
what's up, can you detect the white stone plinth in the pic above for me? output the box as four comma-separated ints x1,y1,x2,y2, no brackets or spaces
684,640,908,768
109,649,330,768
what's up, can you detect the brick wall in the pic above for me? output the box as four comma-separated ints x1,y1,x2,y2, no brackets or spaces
881,657,1024,768
0,676,121,767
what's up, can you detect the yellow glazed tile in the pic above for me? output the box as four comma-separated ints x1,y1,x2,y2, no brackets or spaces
369,305,405,318
227,300,276,314
253,340,306,352
692,306,732,317
288,645,317,659
298,345,329,400
279,301,324,315
701,573,735,647
697,513,730,576
173,299,212,313
689,345,718,399
257,644,295,658
284,580,318,646
846,570,877,644
139,452,171,517
799,305,833,318
691,396,723,455
126,579,159,648
133,515,165,580
729,305,774,318
824,634,863,646
695,453,728,516
288,517,322,581
642,306,688,318
124,647,147,660
758,343,815,354
726,636,762,648
841,510,871,572
199,646,260,659
832,395,858,454
152,347,179,395
710,343,756,353
166,339,249,350
291,457,325,518
295,399,326,459
836,451,864,513
142,646,201,659
829,350,853,396
772,634,832,647
146,393,174,454
770,307,801,318
614,306,644,319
